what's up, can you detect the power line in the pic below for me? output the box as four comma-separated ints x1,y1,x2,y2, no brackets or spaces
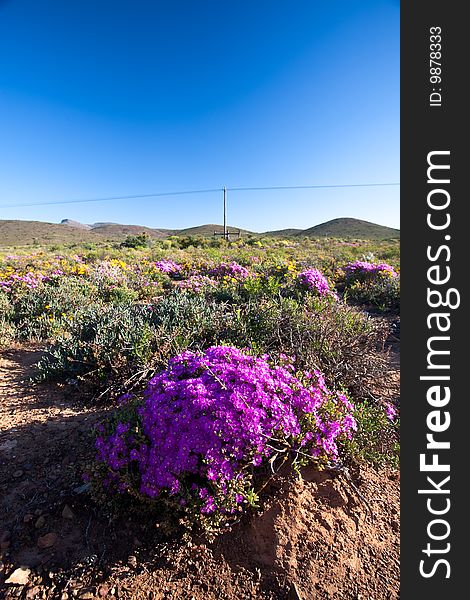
0,188,222,209
0,181,400,209
228,182,400,192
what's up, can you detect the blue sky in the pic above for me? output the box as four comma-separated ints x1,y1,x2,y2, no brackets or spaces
0,0,399,232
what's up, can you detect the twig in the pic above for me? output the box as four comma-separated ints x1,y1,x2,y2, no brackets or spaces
85,515,92,549
327,461,375,520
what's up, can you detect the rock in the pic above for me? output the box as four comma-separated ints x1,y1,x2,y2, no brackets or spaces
26,586,42,598
37,533,58,549
98,585,109,597
13,470,24,478
35,516,46,529
62,505,75,520
61,593,69,600
5,566,31,585
78,591,95,599
73,482,91,495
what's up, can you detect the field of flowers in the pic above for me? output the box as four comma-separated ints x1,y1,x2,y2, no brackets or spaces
0,235,399,532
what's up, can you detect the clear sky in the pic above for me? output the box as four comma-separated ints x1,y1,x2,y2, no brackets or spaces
0,0,399,232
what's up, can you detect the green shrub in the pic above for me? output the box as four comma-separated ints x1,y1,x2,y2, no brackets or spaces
220,295,390,402
35,293,234,400
341,401,399,467
35,303,157,399
11,278,98,340
0,290,15,347
120,233,152,249
344,276,400,313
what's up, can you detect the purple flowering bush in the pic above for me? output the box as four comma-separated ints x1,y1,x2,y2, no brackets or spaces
341,261,400,312
344,261,398,280
93,346,356,528
297,268,338,300
208,262,251,281
154,260,182,276
174,275,218,293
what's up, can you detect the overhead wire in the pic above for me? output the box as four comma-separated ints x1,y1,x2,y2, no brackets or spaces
0,181,399,209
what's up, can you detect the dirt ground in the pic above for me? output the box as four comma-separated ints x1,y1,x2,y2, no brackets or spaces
0,343,400,600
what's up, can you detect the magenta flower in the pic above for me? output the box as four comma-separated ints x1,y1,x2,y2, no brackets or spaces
154,260,182,274
297,268,338,299
385,403,397,421
94,346,356,517
344,261,398,279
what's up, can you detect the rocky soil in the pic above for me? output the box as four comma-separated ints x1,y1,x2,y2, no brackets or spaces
1,344,400,599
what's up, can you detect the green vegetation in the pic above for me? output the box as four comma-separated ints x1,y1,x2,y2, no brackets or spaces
0,234,400,531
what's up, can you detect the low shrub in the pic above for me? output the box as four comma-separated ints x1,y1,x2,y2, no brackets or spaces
0,289,15,347
35,303,158,399
221,295,389,402
91,346,357,531
343,276,400,313
341,400,399,468
10,277,98,340
35,293,235,400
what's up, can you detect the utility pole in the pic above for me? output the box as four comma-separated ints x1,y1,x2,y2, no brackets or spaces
223,186,227,240
214,186,240,241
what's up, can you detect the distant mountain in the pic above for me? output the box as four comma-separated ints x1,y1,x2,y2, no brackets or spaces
1,220,99,246
90,222,116,228
262,228,303,237
60,219,92,230
0,220,250,247
175,224,253,237
0,217,398,248
89,223,172,238
297,218,399,240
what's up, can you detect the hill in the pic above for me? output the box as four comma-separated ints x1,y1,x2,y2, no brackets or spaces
174,224,253,237
0,220,101,247
89,223,172,238
60,219,92,230
0,220,172,247
262,228,303,237
297,218,399,239
0,217,399,247
0,220,251,247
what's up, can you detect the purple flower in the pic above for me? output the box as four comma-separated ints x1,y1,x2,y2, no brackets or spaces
385,403,397,421
208,262,251,280
118,393,133,405
297,269,338,299
154,260,182,274
94,346,356,517
344,261,398,279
